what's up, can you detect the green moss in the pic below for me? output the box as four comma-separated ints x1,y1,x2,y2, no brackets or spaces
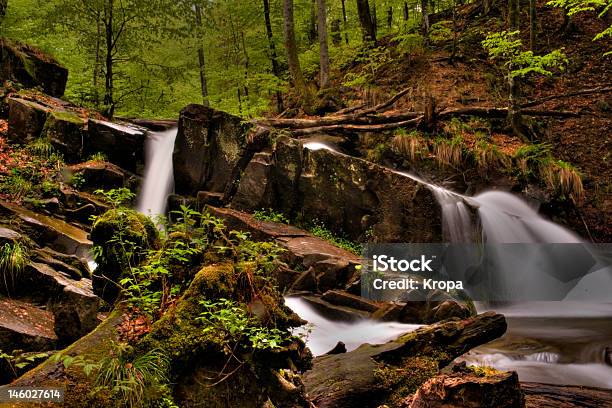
374,356,440,407
468,365,503,377
50,109,86,124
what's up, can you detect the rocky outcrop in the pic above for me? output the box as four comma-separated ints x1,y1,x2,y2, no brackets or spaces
66,161,137,193
302,312,507,408
0,298,56,352
86,119,147,174
0,38,68,97
7,96,49,143
43,109,87,162
406,368,524,408
522,382,612,407
173,104,252,196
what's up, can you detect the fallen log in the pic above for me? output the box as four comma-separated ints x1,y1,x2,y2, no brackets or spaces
303,312,507,408
289,117,423,136
521,85,612,108
257,111,422,129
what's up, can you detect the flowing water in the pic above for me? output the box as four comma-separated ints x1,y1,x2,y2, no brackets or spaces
300,140,612,388
137,128,178,218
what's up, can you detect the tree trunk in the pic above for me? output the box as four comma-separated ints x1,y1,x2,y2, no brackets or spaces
421,0,430,36
331,19,342,45
507,73,524,139
317,0,330,89
514,0,521,29
387,6,393,28
0,0,7,26
103,0,114,117
484,0,491,15
356,0,376,43
341,0,349,44
529,0,537,50
371,2,378,39
283,0,307,96
93,17,102,108
308,0,317,44
263,0,283,112
403,2,409,21
194,4,210,107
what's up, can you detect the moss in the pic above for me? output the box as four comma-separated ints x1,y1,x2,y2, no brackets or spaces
468,364,503,377
50,109,86,125
374,355,440,407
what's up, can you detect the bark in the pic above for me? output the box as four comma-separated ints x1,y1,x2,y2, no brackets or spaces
387,6,393,28
331,19,342,45
263,0,284,112
317,0,330,89
93,17,102,108
403,2,409,21
356,0,376,43
0,0,7,26
521,86,612,108
341,0,349,44
421,0,430,36
283,0,308,97
371,2,378,39
483,0,491,15
103,0,114,117
194,4,210,107
308,0,317,45
529,0,537,50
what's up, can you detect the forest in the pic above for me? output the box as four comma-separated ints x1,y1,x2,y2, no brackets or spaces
0,0,611,407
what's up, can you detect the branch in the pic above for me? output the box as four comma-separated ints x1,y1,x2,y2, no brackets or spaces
521,86,612,108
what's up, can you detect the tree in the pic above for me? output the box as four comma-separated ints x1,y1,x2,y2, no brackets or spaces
422,0,430,36
194,3,210,107
529,0,537,50
547,0,612,54
356,0,376,43
482,31,567,138
263,0,284,112
317,0,330,89
341,0,349,44
283,0,307,97
0,0,7,26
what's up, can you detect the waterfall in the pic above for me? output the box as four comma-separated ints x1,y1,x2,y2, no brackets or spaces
137,128,178,218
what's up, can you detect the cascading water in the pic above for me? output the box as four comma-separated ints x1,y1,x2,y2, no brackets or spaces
137,128,178,217
299,140,612,388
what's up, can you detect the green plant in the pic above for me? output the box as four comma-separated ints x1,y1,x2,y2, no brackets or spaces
70,172,86,189
253,208,290,224
198,298,289,350
27,137,55,159
308,220,361,255
94,343,169,408
94,188,136,208
391,130,428,161
0,173,34,199
433,136,464,168
88,152,108,162
0,242,29,294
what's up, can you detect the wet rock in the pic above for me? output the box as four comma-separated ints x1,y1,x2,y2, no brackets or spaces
85,119,147,174
61,188,110,216
43,110,87,162
196,191,224,208
173,104,252,195
0,201,92,258
66,161,130,192
0,38,68,97
232,152,274,210
406,370,524,408
522,382,612,407
124,117,177,131
325,342,347,355
0,226,22,244
303,312,507,408
321,290,379,313
0,298,56,352
33,247,90,279
7,96,49,143
301,295,370,321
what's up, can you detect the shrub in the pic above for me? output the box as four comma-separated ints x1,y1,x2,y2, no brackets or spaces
0,242,29,295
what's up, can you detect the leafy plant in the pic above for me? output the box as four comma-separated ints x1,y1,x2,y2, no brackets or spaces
0,242,29,295
89,152,108,162
27,137,55,159
70,172,86,189
198,299,289,350
308,220,361,255
253,208,289,224
95,188,136,208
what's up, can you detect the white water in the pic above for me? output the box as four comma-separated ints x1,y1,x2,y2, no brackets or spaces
137,128,178,217
285,297,420,356
301,140,612,388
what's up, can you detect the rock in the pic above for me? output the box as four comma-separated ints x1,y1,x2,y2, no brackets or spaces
60,188,110,217
33,247,90,279
521,382,612,407
90,208,158,302
325,342,347,355
406,370,524,408
0,38,68,97
123,118,177,131
605,346,611,366
232,152,274,210
173,104,252,196
0,226,22,244
0,298,56,352
196,191,224,208
302,312,507,408
85,119,147,174
7,96,49,143
0,201,92,259
301,295,370,321
43,109,87,162
321,290,379,313
66,161,130,192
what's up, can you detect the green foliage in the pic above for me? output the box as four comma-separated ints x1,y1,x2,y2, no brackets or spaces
253,208,290,224
88,152,108,162
0,241,29,294
547,0,612,54
308,220,361,255
0,172,33,199
343,46,392,87
27,137,55,159
482,31,567,78
94,188,136,209
197,298,289,350
69,172,85,189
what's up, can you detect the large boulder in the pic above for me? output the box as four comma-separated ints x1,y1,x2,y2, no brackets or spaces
0,298,56,353
7,96,49,143
173,104,252,196
85,119,147,174
42,109,87,162
0,38,68,97
232,151,275,210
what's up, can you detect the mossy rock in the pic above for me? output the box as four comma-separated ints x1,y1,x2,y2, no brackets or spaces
90,208,158,302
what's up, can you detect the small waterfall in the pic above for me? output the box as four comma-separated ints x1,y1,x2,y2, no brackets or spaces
137,128,178,217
